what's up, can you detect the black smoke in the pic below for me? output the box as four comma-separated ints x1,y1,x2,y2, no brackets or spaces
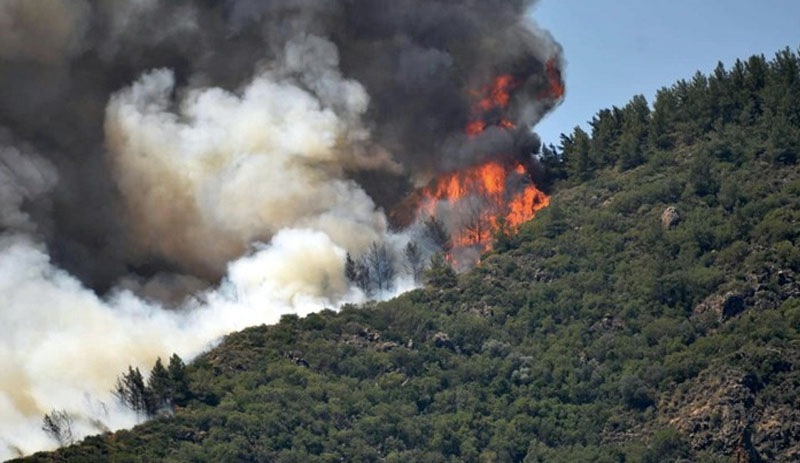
0,0,562,290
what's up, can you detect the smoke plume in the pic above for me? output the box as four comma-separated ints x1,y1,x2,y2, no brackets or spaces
0,0,562,457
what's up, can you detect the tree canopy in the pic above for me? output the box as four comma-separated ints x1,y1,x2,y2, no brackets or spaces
15,46,800,463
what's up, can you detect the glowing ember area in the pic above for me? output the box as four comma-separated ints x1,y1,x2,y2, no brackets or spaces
467,74,518,137
475,74,517,111
418,160,550,249
542,58,565,100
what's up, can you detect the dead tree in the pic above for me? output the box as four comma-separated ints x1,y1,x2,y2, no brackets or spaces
345,252,371,294
42,409,74,447
364,241,396,292
404,241,425,283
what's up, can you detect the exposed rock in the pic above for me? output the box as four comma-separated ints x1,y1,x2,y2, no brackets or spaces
661,368,761,461
375,341,399,352
591,313,626,332
694,291,747,322
660,355,800,463
284,351,310,367
743,267,800,311
694,267,798,324
341,323,390,350
751,406,800,462
661,206,681,229
338,325,403,352
432,331,454,350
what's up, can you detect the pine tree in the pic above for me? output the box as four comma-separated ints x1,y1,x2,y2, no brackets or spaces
147,357,173,414
491,217,518,253
424,253,457,289
423,216,452,253
344,251,373,294
616,94,650,171
168,353,190,406
344,253,359,284
560,127,592,180
589,107,623,167
114,366,149,416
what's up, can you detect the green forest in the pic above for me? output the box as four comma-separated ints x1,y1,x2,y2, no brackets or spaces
15,47,800,462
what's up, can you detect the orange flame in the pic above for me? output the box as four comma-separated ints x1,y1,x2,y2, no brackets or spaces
542,58,565,100
465,120,487,137
467,74,518,137
419,160,549,250
412,62,561,257
477,74,517,111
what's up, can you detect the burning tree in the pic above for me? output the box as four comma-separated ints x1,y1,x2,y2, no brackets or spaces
345,253,370,294
416,159,549,257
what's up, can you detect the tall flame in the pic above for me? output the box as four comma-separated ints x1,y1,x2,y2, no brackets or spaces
413,60,561,257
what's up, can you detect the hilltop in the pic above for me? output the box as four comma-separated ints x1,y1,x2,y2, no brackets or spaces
13,48,800,463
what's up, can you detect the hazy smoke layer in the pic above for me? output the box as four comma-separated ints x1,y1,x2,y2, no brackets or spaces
0,0,561,457
0,229,353,458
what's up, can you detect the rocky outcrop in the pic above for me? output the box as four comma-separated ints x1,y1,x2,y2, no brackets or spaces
661,206,681,229
694,291,747,322
752,406,800,462
746,267,800,311
432,331,455,350
694,267,799,324
590,313,626,332
661,362,800,462
661,368,761,461
341,323,399,351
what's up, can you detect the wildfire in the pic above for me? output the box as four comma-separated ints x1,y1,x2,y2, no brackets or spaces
418,159,549,250
411,58,562,257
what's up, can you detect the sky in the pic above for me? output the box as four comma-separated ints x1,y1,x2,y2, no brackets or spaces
530,0,800,146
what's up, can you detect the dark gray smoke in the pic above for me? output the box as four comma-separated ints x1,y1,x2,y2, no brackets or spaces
1,2,564,457
0,0,562,290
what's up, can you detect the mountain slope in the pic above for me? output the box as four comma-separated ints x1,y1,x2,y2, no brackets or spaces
13,48,800,463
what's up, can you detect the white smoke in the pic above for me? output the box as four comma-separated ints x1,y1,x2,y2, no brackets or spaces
0,36,409,459
105,35,388,278
0,228,361,459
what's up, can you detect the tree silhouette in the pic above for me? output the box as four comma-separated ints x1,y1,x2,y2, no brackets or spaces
42,409,74,447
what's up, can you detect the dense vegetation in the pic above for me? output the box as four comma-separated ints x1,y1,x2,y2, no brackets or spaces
15,47,800,462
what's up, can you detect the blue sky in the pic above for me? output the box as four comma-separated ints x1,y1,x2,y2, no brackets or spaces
530,0,800,146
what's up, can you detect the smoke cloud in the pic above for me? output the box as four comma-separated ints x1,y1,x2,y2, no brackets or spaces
0,0,561,457
0,229,352,458
105,37,387,278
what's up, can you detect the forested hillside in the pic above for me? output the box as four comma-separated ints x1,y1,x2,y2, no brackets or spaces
15,48,800,463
